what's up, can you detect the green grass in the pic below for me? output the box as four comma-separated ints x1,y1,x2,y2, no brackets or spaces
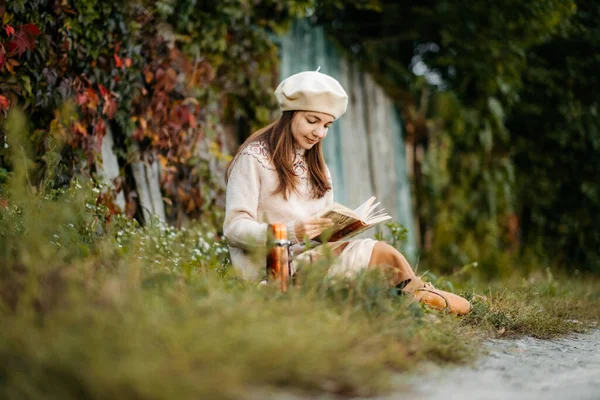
2,243,598,400
463,273,600,339
0,258,479,399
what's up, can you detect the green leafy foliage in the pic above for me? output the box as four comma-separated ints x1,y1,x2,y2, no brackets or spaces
375,221,409,252
507,0,600,272
317,0,598,273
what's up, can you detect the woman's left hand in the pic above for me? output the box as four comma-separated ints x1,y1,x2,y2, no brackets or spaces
293,216,334,241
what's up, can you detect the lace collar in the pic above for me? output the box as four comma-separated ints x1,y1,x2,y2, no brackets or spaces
241,141,308,179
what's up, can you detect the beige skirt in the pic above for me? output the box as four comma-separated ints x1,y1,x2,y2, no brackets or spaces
290,239,377,279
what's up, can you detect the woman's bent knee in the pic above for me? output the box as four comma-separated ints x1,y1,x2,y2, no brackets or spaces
368,242,415,283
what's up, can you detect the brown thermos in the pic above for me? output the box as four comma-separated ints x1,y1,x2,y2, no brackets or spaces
266,223,291,292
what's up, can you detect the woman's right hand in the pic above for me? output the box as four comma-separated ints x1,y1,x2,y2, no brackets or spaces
294,217,334,241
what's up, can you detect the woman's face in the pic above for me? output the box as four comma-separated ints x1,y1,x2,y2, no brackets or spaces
290,111,335,150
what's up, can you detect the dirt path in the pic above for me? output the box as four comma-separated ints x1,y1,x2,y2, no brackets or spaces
383,329,600,400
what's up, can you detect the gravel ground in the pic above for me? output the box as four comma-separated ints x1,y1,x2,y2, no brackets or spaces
382,329,600,400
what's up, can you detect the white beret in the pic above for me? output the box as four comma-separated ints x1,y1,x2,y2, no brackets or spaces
274,71,348,119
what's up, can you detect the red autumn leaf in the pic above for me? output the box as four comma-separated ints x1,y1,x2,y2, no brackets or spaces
73,122,88,137
98,84,108,97
8,36,31,56
0,46,6,70
87,88,99,109
102,97,117,119
8,36,34,56
186,199,195,213
188,113,197,128
22,24,41,36
167,116,182,130
7,24,41,57
5,25,15,37
113,53,123,68
95,118,106,136
0,95,9,111
124,57,132,68
76,92,88,106
144,70,154,83
133,127,144,141
178,106,189,121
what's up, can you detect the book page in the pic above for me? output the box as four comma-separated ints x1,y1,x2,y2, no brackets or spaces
366,201,381,219
353,196,376,220
365,214,392,225
314,202,359,220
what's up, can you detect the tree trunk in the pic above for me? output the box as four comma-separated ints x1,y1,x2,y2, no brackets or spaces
131,144,166,223
97,125,126,211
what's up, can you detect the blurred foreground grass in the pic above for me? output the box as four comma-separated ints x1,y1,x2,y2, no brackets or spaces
1,110,599,399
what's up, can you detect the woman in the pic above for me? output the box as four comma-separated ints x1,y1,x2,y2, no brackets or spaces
224,70,471,315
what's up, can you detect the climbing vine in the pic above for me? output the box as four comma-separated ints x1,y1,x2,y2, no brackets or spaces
0,0,313,225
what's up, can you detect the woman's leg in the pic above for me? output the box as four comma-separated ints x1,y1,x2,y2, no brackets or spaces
367,242,472,315
367,242,417,284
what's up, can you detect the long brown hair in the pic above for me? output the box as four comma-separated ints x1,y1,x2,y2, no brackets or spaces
226,111,331,200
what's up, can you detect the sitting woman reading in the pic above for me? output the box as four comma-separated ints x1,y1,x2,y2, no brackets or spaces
223,70,471,315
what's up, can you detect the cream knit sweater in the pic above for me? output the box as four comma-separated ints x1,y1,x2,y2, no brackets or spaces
223,140,376,281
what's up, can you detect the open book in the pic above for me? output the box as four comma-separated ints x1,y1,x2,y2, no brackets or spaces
311,196,392,242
